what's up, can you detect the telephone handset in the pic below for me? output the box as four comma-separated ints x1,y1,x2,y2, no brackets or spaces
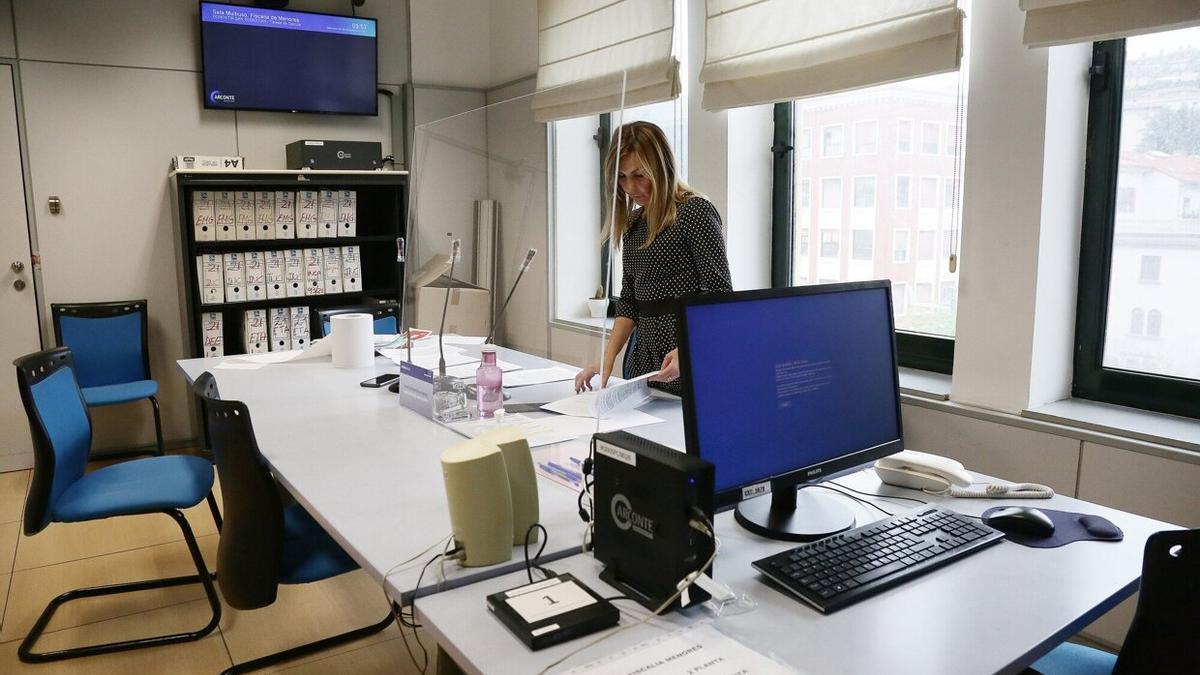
874,449,1054,499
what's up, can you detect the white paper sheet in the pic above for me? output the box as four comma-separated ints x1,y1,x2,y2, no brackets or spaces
502,366,578,388
379,346,479,371
542,372,656,418
446,410,661,450
442,359,522,379
568,623,796,674
214,360,266,370
442,335,486,345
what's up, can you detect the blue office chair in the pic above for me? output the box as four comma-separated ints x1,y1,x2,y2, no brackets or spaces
1029,528,1197,674
193,372,394,674
317,304,398,337
51,299,164,456
13,347,221,663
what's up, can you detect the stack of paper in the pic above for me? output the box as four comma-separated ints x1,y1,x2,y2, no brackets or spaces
542,372,656,419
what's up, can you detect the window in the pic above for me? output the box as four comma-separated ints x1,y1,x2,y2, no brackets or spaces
1074,26,1200,419
852,176,876,208
1138,255,1160,283
800,127,813,159
896,119,913,154
895,175,912,209
892,282,908,315
915,282,933,304
921,121,940,155
918,230,936,261
820,229,840,258
851,230,873,260
820,177,842,209
798,228,810,256
822,124,844,158
940,280,957,306
944,178,958,208
854,120,878,155
941,229,955,260
799,178,812,209
1184,196,1199,219
919,177,938,209
946,124,961,156
893,230,910,263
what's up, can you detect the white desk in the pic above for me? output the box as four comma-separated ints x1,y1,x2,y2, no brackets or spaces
416,469,1175,675
177,348,682,605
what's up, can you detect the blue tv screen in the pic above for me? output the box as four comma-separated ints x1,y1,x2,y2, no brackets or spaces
200,2,378,115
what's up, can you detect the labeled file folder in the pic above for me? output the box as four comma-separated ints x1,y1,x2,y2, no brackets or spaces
255,191,275,240
196,254,224,305
269,307,291,352
323,246,342,294
245,251,266,301
303,248,325,296
202,312,223,357
193,191,215,242
289,306,311,349
338,190,357,237
235,190,256,240
341,245,362,292
275,191,295,239
223,252,246,303
298,190,319,238
284,249,305,298
318,189,337,238
243,309,268,354
264,250,286,299
215,191,236,241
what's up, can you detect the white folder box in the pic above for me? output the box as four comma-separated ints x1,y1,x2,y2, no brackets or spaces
284,249,305,297
318,189,338,238
223,252,246,303
244,251,266,301
202,311,223,357
338,190,357,237
215,191,236,241
268,307,291,352
243,309,268,354
192,191,215,241
235,190,256,240
322,246,342,294
275,191,295,239
289,306,311,349
195,254,224,305
303,248,325,296
341,245,362,292
264,250,286,299
297,190,319,238
255,191,275,240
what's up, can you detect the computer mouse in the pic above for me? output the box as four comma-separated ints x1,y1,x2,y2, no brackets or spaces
983,507,1055,537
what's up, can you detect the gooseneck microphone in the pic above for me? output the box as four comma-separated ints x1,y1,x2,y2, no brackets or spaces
438,238,462,377
486,248,537,345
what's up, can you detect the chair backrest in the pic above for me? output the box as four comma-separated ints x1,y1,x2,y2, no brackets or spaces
51,300,150,387
317,304,398,337
1114,528,1199,673
193,377,285,610
13,348,92,535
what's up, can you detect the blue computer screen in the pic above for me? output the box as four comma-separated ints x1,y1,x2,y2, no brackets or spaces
684,286,900,494
201,3,377,115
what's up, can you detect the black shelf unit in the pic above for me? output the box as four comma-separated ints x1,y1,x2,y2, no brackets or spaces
172,170,408,358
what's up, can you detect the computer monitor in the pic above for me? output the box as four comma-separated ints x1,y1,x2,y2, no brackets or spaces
677,281,904,542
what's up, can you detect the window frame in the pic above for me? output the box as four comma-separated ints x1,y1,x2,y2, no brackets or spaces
853,119,879,156
1073,38,1200,419
821,123,844,158
895,174,912,210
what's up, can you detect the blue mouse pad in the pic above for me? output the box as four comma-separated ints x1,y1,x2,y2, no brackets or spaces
982,508,1124,548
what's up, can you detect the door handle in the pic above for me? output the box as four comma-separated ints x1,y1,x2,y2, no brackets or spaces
11,260,23,273
13,279,25,291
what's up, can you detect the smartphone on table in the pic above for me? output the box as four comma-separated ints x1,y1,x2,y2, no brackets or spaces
360,373,400,388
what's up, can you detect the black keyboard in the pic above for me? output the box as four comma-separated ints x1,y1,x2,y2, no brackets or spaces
752,506,1004,613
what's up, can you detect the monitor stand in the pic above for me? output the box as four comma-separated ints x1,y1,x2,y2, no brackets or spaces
735,486,855,542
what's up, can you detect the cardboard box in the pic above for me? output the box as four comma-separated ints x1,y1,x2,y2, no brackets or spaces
243,309,268,354
411,254,491,336
297,190,319,238
215,191,236,241
322,246,342,294
275,190,295,239
255,191,275,239
318,189,338,238
192,191,215,241
201,311,223,357
245,251,266,301
269,307,291,352
289,306,310,349
284,249,305,297
196,253,224,304
172,155,243,171
303,248,325,296
264,250,286,299
235,190,256,240
341,245,362,292
223,252,245,303
338,190,357,237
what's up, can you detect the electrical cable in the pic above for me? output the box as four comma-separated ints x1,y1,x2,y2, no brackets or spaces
802,484,895,517
828,480,930,506
524,523,552,583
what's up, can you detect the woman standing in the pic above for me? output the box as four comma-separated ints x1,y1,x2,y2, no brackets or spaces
575,121,732,396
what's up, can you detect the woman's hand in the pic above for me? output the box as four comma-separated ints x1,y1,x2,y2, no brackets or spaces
575,363,610,392
649,349,680,383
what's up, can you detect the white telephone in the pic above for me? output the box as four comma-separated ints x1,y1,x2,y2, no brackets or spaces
874,449,1054,499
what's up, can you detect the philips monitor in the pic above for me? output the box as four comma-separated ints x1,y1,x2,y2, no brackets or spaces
677,281,904,541
200,2,378,115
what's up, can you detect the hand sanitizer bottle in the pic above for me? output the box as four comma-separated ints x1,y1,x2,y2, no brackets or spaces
476,345,504,418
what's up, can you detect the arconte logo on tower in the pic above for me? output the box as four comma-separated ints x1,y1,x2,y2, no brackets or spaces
611,494,656,540
209,90,236,104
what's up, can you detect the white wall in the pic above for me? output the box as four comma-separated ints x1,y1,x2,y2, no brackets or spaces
409,0,537,89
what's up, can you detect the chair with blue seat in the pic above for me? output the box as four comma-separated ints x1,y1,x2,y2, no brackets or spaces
13,347,221,663
51,299,164,456
317,303,398,337
1028,528,1197,674
193,372,394,674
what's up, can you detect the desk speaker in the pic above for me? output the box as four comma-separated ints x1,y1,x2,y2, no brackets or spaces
476,426,540,546
441,439,513,567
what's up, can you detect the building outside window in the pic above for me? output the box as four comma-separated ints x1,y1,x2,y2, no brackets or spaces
854,120,878,155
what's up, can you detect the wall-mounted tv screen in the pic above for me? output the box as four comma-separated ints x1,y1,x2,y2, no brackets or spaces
200,2,378,115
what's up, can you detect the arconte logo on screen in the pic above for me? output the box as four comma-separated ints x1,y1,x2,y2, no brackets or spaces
209,90,236,104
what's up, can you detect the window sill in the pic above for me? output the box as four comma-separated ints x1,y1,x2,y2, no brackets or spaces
897,367,952,401
550,315,614,336
1023,399,1200,457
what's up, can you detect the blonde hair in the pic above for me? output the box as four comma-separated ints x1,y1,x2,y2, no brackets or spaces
603,121,698,248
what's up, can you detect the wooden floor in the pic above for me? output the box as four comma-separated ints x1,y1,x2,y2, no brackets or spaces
0,463,428,675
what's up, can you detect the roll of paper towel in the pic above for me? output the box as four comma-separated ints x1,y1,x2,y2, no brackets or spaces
330,313,374,368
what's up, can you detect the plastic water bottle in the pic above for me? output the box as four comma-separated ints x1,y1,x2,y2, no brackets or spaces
475,345,504,418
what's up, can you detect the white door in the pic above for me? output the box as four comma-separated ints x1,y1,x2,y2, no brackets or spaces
0,63,41,467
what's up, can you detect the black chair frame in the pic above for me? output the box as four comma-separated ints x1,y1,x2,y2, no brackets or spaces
50,299,163,457
14,347,221,663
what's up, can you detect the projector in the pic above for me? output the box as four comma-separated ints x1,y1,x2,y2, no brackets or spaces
285,140,382,170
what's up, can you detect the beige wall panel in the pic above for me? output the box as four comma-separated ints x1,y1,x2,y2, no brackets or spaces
15,0,200,70
900,404,1081,496
0,0,14,59
22,61,237,451
410,0,491,87
355,0,409,85
489,0,537,86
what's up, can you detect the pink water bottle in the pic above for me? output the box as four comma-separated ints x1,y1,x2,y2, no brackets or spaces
476,345,504,417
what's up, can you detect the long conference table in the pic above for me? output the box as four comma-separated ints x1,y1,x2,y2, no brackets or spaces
177,346,1176,674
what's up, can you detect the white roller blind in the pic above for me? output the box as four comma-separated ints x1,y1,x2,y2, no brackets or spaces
534,0,680,122
701,0,965,111
1020,0,1200,47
